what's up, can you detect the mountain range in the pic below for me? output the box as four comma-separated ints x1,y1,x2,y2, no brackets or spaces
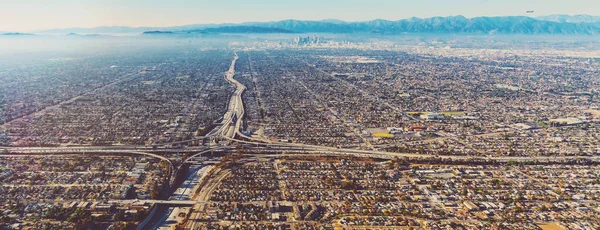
32,14,600,35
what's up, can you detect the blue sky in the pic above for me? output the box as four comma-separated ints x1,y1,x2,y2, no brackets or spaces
1,0,598,31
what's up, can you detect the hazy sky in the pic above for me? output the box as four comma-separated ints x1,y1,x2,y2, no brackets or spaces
1,0,599,31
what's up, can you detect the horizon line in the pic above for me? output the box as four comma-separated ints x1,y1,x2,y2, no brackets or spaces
6,13,596,33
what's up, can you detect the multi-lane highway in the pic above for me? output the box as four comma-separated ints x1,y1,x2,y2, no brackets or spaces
206,52,245,140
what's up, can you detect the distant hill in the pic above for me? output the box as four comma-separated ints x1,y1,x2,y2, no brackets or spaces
0,32,34,36
41,26,161,34
35,15,600,35
38,24,232,34
142,31,174,35
66,33,106,37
